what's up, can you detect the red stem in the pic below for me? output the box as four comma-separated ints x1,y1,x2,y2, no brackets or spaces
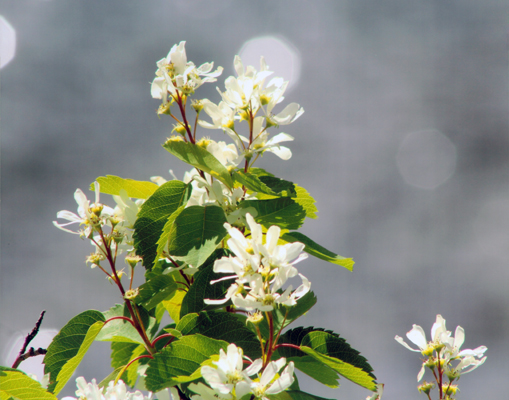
151,333,176,348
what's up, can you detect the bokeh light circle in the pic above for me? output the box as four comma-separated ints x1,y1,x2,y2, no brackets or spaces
238,36,301,91
0,15,16,69
397,129,457,189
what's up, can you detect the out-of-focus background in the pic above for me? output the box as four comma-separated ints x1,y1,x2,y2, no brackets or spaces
1,1,508,398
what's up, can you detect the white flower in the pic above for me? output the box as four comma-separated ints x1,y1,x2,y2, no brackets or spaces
441,325,488,360
262,77,304,126
53,182,114,237
205,214,310,312
200,344,259,398
249,117,294,160
68,377,151,400
443,354,487,380
249,358,295,400
198,100,236,131
395,315,487,381
395,314,450,355
218,56,272,111
267,102,304,126
151,41,222,101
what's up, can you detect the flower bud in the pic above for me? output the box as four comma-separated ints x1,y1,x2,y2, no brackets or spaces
173,123,188,136
238,110,250,122
86,253,105,268
111,230,124,244
417,381,435,395
247,311,264,325
90,204,104,216
157,102,172,116
265,116,278,129
165,135,184,145
196,137,212,149
259,93,270,106
191,99,204,113
442,384,458,396
125,255,142,269
124,288,139,300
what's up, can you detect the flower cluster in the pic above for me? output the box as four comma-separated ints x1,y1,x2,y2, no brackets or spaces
53,182,142,271
205,214,310,312
395,315,487,398
199,55,303,163
151,41,223,103
62,377,151,400
189,344,294,400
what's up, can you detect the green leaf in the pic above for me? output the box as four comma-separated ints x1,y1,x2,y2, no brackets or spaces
300,346,376,391
240,198,306,230
259,291,317,339
233,170,278,196
167,205,227,268
180,249,233,317
91,175,159,199
293,185,318,219
162,290,186,324
301,331,375,379
43,310,105,394
144,334,228,392
289,356,339,388
109,342,146,387
133,181,191,269
281,232,354,271
268,390,335,400
95,304,156,345
176,311,261,360
234,171,297,197
135,274,178,311
0,368,58,400
276,327,376,390
163,140,233,188
155,205,186,263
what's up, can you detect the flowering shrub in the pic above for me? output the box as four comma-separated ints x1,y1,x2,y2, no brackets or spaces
1,42,485,400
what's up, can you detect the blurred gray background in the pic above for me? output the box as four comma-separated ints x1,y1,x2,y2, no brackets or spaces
1,1,508,398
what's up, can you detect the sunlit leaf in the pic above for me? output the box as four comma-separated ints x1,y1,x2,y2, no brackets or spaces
43,310,105,394
91,175,159,199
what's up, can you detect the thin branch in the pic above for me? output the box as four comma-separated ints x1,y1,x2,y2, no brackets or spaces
12,311,46,369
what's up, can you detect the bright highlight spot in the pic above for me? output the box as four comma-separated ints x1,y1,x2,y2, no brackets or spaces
397,129,456,189
239,36,301,91
0,15,16,68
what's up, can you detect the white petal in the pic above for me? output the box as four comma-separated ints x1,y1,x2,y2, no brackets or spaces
406,325,427,350
395,335,421,352
267,145,292,160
